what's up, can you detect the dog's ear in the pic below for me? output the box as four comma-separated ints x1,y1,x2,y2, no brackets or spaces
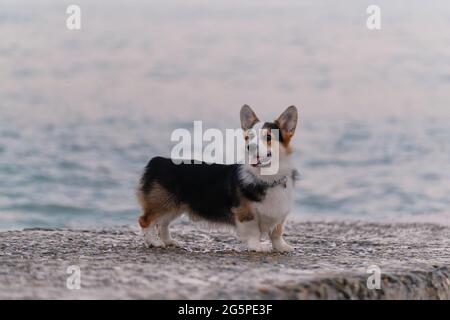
240,105,259,130
275,106,298,143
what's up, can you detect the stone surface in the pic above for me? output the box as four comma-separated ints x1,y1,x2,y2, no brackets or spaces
0,221,449,299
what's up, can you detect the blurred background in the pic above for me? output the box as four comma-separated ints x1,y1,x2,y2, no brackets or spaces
1,0,449,230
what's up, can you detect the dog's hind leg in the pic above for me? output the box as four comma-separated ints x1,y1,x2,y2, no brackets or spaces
156,211,181,246
137,183,177,248
138,210,165,248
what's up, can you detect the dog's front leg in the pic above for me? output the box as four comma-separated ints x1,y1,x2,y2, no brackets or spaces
270,220,294,252
236,218,270,252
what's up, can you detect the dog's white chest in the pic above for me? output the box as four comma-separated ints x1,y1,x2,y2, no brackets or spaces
253,179,294,225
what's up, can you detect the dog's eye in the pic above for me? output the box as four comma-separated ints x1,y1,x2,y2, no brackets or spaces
266,135,272,142
245,136,249,141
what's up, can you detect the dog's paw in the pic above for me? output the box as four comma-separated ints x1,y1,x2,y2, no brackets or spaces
272,241,294,252
162,239,179,247
147,241,166,248
247,242,272,253
144,237,166,248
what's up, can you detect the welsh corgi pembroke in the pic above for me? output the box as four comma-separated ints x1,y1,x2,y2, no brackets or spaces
137,105,299,252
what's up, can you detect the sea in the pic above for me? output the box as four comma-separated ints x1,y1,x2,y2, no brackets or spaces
1,0,450,230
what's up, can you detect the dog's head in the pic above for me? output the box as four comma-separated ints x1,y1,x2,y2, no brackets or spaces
240,105,298,169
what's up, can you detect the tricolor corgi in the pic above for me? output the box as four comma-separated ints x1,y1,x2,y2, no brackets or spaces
137,105,299,252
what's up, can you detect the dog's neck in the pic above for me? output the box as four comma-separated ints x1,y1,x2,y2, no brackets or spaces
239,154,297,186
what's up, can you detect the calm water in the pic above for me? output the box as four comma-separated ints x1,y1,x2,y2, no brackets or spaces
1,0,450,229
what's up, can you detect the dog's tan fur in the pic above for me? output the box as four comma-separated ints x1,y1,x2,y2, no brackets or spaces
231,196,255,223
137,182,179,229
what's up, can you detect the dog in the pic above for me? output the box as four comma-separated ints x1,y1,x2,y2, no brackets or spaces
137,105,298,252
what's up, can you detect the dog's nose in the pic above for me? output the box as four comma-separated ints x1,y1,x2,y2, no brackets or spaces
247,143,257,153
